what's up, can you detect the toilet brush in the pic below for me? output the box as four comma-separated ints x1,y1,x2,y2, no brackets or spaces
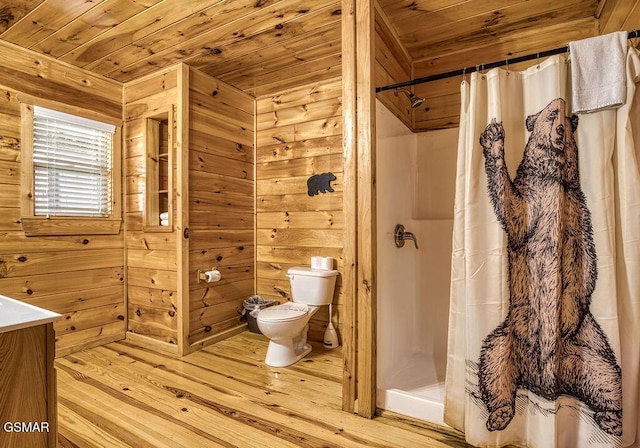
323,304,339,349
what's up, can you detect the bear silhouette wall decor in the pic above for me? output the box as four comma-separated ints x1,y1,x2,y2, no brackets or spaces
477,98,622,437
307,172,336,196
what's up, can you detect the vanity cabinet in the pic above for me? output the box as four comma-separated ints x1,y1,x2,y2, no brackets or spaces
0,296,60,448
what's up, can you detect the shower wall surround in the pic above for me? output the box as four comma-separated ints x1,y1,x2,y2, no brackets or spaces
376,100,458,425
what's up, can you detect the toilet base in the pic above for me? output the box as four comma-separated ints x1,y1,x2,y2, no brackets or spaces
264,339,312,367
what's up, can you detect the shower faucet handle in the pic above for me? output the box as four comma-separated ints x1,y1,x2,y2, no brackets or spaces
404,232,419,249
394,224,419,249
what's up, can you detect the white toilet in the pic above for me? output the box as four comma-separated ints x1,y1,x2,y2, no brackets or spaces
257,266,338,367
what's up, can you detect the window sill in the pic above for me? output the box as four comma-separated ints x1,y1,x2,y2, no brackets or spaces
21,217,122,236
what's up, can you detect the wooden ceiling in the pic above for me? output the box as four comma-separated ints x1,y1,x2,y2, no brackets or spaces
0,0,343,97
1,0,638,128
377,0,640,130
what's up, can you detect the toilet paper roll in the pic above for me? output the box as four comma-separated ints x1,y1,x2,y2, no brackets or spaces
204,270,221,283
319,257,334,270
311,256,323,270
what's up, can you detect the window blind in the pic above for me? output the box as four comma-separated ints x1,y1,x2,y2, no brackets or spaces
32,106,116,217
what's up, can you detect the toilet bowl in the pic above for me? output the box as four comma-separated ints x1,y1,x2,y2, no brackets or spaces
257,266,338,367
257,302,319,367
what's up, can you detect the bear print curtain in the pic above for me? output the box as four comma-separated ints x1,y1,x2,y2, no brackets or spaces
444,47,640,448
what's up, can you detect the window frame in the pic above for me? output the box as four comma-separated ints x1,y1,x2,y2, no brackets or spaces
20,102,122,236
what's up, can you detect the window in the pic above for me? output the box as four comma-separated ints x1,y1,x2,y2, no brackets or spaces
20,103,122,236
32,106,115,217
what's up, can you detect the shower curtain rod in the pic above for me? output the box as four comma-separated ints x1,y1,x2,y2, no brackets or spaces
375,29,640,93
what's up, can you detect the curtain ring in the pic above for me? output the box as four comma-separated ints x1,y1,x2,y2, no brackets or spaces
536,52,540,69
462,67,467,84
505,59,509,75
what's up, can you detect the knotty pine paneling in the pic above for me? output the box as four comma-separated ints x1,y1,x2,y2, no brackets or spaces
374,6,412,130
124,67,179,347
0,1,45,34
1,0,636,135
397,0,598,58
64,0,234,71
187,67,255,347
0,40,122,119
31,0,165,59
109,2,342,87
598,0,640,33
231,55,342,99
0,46,125,357
410,17,598,131
256,77,343,342
85,0,297,76
194,21,340,81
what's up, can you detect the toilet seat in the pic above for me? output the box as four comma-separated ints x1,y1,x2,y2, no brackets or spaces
258,303,308,323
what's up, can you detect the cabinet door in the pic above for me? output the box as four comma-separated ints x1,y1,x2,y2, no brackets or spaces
0,325,51,448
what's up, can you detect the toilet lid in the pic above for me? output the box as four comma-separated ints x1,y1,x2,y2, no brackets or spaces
257,303,308,322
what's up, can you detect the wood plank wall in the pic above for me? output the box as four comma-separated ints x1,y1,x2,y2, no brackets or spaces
255,78,343,342
599,0,640,34
373,6,412,130
187,68,255,348
0,40,125,357
124,68,180,348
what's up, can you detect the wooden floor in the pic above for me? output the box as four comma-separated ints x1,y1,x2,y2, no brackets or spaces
56,331,471,447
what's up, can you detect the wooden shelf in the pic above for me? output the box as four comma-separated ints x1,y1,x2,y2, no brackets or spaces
144,109,173,231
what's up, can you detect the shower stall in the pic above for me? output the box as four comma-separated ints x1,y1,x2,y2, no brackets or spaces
376,100,458,425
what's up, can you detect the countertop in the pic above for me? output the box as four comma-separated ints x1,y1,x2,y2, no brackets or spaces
0,295,61,333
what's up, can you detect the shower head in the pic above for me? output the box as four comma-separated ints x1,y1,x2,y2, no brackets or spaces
394,88,425,109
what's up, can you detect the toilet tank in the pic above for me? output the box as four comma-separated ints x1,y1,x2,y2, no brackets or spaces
287,267,338,306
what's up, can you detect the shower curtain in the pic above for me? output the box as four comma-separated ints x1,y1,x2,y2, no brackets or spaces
444,47,640,448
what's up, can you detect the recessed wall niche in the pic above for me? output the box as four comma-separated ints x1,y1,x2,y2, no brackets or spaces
144,107,174,230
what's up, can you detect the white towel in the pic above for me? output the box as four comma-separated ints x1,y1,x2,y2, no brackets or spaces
160,212,169,220
160,219,169,226
569,31,628,113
